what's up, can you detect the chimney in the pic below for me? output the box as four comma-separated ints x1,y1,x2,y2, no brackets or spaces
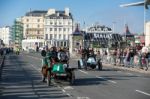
65,8,69,16
47,9,56,15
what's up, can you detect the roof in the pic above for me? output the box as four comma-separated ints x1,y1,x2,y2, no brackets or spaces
45,11,73,19
72,24,83,36
87,25,112,32
84,33,122,43
25,10,73,19
25,10,47,16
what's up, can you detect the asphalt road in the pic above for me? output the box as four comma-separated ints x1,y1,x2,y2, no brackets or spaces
0,52,150,99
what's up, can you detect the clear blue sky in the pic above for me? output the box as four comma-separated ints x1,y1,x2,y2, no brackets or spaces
0,0,150,34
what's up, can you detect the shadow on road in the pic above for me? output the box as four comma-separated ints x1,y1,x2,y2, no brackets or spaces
73,77,108,86
0,54,69,99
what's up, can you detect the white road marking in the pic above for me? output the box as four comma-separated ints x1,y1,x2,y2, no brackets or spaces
126,73,133,75
66,93,72,97
57,85,61,89
79,70,88,74
96,76,117,84
77,97,90,99
64,86,74,90
107,80,117,84
30,64,41,72
135,90,150,96
62,89,66,92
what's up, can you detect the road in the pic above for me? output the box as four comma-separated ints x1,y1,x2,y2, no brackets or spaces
0,52,150,99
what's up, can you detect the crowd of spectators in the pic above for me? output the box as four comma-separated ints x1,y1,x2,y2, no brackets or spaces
96,46,150,71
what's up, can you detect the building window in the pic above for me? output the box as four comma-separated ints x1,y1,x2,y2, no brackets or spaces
59,28,62,31
59,34,61,39
61,42,63,46
50,34,52,40
37,30,40,34
26,24,29,28
37,19,40,22
37,25,40,28
50,28,53,31
63,28,66,32
68,22,71,25
63,34,66,40
54,28,57,31
55,22,57,25
64,42,66,46
50,22,53,25
26,19,29,22
45,34,48,40
54,34,57,39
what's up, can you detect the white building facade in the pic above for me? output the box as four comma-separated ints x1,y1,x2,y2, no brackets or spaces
44,8,73,48
0,26,12,47
145,21,150,46
21,11,46,50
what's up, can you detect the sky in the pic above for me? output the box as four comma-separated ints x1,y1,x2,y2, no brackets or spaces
0,0,150,34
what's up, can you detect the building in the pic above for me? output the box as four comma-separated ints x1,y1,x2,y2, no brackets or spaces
12,18,23,48
84,24,122,48
21,10,46,50
0,26,12,47
44,8,73,48
145,21,150,46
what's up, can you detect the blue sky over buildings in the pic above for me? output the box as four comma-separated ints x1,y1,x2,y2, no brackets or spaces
0,0,150,34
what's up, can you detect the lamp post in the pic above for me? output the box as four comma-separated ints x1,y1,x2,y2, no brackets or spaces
112,21,116,33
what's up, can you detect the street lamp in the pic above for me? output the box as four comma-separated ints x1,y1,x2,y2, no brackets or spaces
112,22,116,33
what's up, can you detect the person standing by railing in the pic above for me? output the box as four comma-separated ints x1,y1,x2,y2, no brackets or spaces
112,49,117,66
129,49,135,68
134,52,139,67
124,48,130,67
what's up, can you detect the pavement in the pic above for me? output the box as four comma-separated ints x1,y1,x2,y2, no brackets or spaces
103,63,150,74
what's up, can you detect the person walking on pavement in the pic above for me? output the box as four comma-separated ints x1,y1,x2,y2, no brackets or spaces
41,47,48,82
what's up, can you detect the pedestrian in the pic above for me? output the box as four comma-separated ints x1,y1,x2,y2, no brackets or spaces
41,47,46,57
41,55,48,82
124,49,130,67
138,50,143,69
130,49,135,68
41,47,49,82
134,52,139,67
141,53,147,70
112,49,117,66
145,52,149,71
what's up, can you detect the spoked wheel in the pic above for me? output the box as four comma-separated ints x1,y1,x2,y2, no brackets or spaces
69,71,75,85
